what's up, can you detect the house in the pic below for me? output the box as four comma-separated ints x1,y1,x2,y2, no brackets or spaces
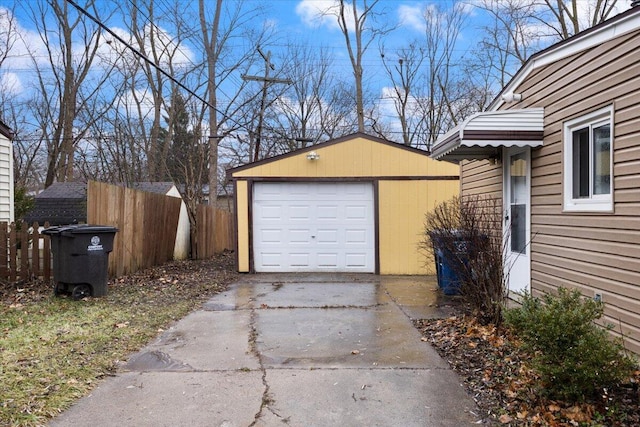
24,181,191,260
431,7,640,353
228,133,460,275
0,119,14,223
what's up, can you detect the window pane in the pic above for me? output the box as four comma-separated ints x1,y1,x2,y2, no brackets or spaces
593,124,611,195
510,152,527,255
572,128,590,198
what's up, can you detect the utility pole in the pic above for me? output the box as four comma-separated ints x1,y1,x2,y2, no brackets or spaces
242,47,292,161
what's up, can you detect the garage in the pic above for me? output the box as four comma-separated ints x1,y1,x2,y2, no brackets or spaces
252,182,375,272
228,133,459,275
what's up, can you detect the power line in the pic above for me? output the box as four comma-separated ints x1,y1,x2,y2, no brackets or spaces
64,0,244,130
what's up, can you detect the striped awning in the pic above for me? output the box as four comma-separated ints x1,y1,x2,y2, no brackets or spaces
430,108,544,163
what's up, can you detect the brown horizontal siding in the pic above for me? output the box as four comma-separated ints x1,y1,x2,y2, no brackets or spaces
460,159,503,200
534,234,640,259
508,27,640,354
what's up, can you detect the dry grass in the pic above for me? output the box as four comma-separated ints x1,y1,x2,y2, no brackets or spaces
0,252,238,426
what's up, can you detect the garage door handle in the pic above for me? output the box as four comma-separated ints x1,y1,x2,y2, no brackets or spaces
311,236,316,239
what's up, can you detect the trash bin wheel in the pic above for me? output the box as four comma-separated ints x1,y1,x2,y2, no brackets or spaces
71,284,92,300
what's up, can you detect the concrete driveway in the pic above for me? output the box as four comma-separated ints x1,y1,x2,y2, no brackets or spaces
50,274,481,426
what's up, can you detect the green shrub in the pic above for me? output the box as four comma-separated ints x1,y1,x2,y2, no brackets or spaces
504,288,636,402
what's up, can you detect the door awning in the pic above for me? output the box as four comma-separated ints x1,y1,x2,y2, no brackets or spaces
430,108,544,163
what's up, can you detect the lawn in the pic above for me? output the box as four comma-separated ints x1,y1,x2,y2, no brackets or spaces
0,253,237,427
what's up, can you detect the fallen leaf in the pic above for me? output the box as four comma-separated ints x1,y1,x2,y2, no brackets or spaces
499,414,513,423
351,350,360,355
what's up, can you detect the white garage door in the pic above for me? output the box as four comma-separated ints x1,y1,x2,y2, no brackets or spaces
252,182,375,272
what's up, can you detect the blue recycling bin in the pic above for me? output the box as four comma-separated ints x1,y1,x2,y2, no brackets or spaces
430,230,469,296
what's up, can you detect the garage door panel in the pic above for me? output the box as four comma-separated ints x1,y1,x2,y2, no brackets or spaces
258,204,281,219
288,205,310,219
253,182,374,272
317,253,339,268
317,205,338,219
260,229,282,243
288,229,311,244
260,252,283,267
290,253,311,267
345,253,367,268
316,229,338,244
345,229,367,244
345,205,368,219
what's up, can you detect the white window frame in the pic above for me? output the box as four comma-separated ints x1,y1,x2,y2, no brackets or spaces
563,105,614,212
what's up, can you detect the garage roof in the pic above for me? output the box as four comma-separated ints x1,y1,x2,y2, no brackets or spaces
430,108,544,163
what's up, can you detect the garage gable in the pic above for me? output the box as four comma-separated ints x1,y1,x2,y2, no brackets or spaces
229,133,457,179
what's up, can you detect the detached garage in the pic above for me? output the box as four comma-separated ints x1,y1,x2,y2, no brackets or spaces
228,133,459,275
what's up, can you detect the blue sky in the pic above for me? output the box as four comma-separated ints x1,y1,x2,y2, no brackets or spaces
0,0,470,98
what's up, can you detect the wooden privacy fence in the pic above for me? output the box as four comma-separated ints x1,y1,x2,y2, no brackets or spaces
88,181,182,277
0,182,235,283
196,204,235,259
88,181,235,277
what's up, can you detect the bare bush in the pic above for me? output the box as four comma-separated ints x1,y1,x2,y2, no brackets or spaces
421,196,507,326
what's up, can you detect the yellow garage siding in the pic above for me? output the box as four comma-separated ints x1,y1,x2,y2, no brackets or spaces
378,180,459,275
232,136,459,178
235,180,250,272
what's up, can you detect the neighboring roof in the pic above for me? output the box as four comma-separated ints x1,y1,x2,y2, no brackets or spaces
34,182,87,199
430,109,544,163
0,120,13,140
227,132,432,178
126,182,176,195
23,182,88,226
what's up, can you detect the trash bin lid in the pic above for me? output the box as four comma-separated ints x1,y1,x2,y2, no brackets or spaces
43,224,118,235
64,224,118,234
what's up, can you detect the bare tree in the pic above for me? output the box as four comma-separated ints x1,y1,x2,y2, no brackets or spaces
266,42,345,151
474,0,622,87
198,0,271,198
379,44,425,147
380,1,468,150
24,0,113,187
0,4,18,69
329,0,391,133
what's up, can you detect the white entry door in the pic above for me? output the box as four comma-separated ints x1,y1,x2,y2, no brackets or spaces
252,182,375,272
504,147,531,294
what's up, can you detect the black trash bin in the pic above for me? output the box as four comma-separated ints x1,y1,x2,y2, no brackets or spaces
43,225,118,299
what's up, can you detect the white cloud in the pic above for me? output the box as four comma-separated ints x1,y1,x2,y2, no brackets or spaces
398,4,425,32
0,72,23,95
295,0,343,31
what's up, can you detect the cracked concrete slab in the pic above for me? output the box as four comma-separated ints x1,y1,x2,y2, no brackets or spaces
124,310,260,372
49,371,264,427
264,368,478,426
49,274,480,426
254,307,449,369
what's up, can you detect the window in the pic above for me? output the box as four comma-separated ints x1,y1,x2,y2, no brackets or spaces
563,106,613,212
